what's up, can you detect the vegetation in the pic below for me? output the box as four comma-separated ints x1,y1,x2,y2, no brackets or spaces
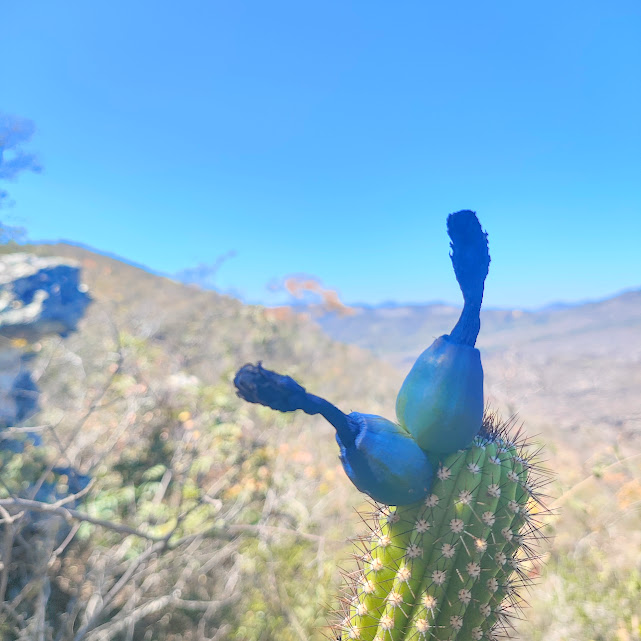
0,242,397,640
1,242,640,639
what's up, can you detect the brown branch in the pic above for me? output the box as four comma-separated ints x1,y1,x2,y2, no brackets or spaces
31,316,124,502
0,505,17,604
0,424,50,438
0,498,166,543
71,539,171,641
83,590,239,641
222,522,324,543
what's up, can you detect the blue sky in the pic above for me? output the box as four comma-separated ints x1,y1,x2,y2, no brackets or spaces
1,1,640,309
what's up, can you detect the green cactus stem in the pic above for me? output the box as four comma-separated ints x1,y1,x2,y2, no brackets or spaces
333,412,549,641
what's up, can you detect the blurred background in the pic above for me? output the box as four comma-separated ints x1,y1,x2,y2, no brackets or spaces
1,2,640,640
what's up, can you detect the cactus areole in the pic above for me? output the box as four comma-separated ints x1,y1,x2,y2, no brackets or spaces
233,210,548,641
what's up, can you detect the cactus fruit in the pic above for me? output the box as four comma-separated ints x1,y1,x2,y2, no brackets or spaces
338,412,435,506
395,334,483,454
395,210,490,455
332,412,549,641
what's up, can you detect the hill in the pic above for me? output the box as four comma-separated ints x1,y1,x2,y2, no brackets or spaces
1,241,402,641
314,292,641,460
2,241,640,641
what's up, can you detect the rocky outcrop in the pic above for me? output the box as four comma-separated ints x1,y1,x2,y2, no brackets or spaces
0,252,92,603
0,253,91,341
0,252,91,429
0,346,38,429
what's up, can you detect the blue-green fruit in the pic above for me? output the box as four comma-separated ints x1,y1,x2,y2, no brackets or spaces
339,413,435,506
395,334,483,454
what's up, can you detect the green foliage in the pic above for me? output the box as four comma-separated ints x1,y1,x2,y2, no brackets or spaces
2,243,639,640
536,553,641,641
233,537,337,641
519,452,641,641
0,439,63,500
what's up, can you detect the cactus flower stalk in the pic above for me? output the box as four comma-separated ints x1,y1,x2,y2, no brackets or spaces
233,210,549,641
234,363,434,506
396,210,489,454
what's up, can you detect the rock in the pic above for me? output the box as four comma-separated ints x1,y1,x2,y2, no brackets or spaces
0,347,38,428
0,253,93,598
0,253,91,429
0,253,91,340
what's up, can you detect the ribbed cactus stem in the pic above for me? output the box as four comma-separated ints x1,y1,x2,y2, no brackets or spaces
405,445,488,639
335,413,547,641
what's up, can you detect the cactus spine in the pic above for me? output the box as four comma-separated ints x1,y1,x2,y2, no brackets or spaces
335,414,547,641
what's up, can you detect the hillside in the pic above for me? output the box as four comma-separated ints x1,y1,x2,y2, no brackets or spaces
17,242,401,412
2,242,640,641
315,292,641,461
1,242,403,641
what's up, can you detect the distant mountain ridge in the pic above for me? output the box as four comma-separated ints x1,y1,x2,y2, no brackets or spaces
306,287,641,462
22,237,640,316
309,288,641,364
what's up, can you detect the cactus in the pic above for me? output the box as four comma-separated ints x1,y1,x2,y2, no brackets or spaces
233,210,550,640
333,413,548,641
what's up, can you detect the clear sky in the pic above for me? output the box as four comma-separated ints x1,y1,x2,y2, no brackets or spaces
1,1,640,309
